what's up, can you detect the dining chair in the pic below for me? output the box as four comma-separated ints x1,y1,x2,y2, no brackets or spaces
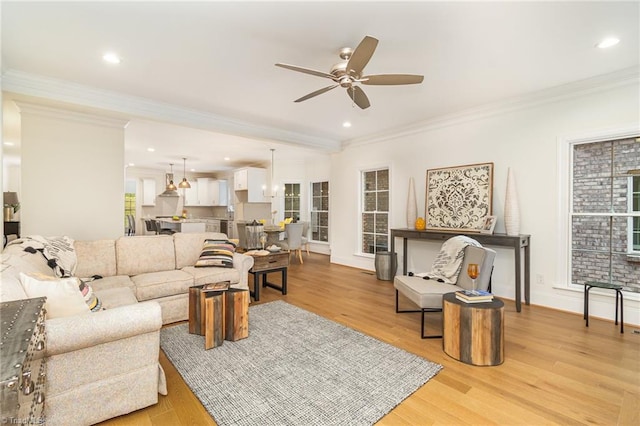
281,223,304,264
299,221,310,255
236,222,247,250
155,220,176,235
144,218,157,234
126,214,136,236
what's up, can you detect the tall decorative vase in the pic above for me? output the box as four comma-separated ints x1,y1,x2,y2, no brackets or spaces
504,167,520,236
406,177,418,229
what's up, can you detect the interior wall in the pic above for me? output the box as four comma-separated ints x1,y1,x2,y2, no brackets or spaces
18,101,128,240
330,82,640,324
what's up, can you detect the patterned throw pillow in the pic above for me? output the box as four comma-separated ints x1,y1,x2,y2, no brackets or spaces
194,239,236,268
78,279,103,312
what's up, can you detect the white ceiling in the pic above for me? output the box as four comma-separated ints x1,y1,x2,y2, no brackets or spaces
2,1,638,172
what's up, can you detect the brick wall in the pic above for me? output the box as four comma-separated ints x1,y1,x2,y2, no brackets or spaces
572,138,640,291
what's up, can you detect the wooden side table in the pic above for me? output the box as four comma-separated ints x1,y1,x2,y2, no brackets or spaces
442,292,504,366
189,286,249,350
248,251,289,301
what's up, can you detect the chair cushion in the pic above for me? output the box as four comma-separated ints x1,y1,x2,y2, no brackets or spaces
394,275,461,309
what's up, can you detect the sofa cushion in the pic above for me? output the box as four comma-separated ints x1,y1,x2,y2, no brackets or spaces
75,239,117,278
194,239,236,268
116,235,176,276
1,250,56,302
173,232,228,269
19,273,90,319
95,287,139,309
85,275,135,292
181,265,241,286
131,269,194,301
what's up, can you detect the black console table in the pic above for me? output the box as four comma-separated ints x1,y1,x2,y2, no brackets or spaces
390,228,531,312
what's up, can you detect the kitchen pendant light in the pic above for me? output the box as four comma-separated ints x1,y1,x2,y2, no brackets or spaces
179,157,191,189
263,148,278,198
166,163,177,191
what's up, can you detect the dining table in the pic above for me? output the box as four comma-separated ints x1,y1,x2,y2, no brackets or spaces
263,225,284,246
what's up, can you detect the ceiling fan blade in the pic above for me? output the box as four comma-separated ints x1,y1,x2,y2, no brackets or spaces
275,63,336,80
294,84,339,103
346,86,371,110
346,36,378,77
361,74,424,85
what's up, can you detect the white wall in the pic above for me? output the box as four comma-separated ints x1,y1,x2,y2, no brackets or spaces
330,82,640,324
18,101,128,240
272,155,332,255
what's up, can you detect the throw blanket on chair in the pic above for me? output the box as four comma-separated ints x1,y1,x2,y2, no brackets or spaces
8,235,77,277
415,235,481,284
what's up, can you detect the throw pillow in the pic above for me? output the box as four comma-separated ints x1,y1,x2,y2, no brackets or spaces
19,272,90,319
194,239,236,268
78,279,103,312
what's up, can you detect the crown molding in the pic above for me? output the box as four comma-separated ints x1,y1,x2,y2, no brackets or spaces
343,66,640,147
14,100,130,129
1,69,341,152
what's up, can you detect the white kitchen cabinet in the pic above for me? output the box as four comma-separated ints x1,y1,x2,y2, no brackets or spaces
196,178,228,206
184,182,199,206
142,178,156,206
234,167,266,202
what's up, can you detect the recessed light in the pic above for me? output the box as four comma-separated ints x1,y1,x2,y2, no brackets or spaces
103,52,121,64
147,147,155,152
190,168,196,172
3,142,15,146
224,157,230,161
596,37,620,49
343,121,352,128
128,163,135,167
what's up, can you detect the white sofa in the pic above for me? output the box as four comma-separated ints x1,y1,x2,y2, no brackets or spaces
0,232,253,425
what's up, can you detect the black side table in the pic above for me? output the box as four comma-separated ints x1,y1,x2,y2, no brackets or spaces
584,281,623,333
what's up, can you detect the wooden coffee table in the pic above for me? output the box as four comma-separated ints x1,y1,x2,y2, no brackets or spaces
248,251,289,301
188,285,249,349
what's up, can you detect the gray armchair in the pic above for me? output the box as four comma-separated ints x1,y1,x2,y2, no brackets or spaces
394,243,496,338
280,223,305,264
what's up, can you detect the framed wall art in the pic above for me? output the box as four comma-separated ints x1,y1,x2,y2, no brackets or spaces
425,162,493,232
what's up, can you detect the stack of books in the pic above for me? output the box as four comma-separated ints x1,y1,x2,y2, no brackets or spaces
455,289,494,303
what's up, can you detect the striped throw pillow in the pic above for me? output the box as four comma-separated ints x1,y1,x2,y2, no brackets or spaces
194,239,236,268
79,279,103,312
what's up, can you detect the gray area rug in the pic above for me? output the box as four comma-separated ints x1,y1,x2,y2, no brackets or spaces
160,300,442,425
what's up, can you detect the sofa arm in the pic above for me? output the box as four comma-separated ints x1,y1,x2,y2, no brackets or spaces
45,301,162,356
232,252,254,288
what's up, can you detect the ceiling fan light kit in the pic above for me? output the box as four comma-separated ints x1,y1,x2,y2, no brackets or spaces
275,35,423,109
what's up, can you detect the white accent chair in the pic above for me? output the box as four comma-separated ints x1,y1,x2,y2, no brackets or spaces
394,244,496,338
299,221,310,255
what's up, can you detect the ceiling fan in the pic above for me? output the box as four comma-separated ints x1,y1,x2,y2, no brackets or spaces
275,35,424,110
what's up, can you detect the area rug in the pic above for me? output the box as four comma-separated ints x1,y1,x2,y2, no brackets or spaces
160,300,442,425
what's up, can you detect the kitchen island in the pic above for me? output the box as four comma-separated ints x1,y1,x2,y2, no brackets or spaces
156,217,232,235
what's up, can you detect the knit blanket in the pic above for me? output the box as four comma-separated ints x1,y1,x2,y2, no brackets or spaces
415,235,481,284
8,235,77,277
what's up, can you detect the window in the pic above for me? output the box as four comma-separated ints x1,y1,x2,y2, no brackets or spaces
311,181,329,242
284,183,301,221
570,137,640,292
361,168,389,254
631,175,640,252
124,179,136,233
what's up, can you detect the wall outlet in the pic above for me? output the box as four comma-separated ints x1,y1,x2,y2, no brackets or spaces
536,274,545,285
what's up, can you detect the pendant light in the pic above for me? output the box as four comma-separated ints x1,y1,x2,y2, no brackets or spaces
178,157,191,189
263,148,278,198
166,163,177,191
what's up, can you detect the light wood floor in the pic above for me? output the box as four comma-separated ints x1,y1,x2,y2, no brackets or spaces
101,253,639,425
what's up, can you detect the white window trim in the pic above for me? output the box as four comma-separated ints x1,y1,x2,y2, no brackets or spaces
358,165,392,257
629,175,640,254
310,180,329,244
556,124,640,293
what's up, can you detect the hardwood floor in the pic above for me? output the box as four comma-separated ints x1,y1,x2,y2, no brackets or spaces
101,253,639,425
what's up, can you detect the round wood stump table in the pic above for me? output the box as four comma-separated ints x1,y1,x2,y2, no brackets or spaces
442,292,504,366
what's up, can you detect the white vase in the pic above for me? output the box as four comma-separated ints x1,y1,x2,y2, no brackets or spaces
407,177,418,229
504,168,520,236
